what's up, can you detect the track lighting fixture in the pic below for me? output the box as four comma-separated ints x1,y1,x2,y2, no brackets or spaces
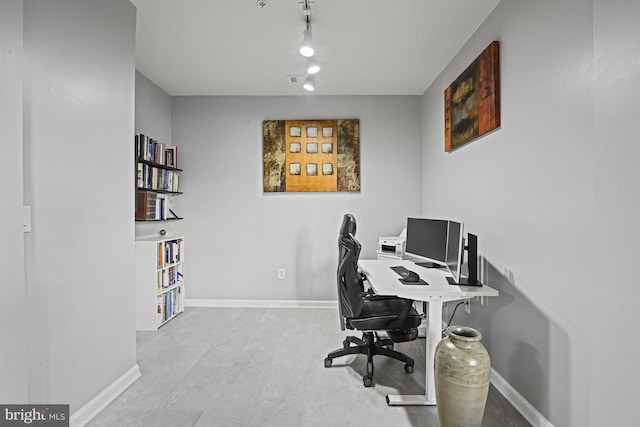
289,1,320,91
299,24,314,57
306,57,320,75
303,76,315,91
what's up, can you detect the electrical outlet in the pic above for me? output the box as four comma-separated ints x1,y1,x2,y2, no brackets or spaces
464,299,471,314
277,268,286,279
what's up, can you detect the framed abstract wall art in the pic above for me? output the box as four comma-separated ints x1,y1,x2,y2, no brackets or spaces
444,41,500,152
263,119,360,193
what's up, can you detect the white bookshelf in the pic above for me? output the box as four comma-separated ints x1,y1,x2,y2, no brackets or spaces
135,236,185,330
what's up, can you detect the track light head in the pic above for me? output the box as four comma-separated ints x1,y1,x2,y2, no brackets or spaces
307,57,320,75
303,76,315,91
299,26,314,57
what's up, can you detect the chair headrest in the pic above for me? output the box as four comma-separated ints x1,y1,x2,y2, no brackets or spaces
339,214,356,237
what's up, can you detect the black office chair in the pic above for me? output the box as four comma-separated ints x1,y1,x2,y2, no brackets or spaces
324,214,422,387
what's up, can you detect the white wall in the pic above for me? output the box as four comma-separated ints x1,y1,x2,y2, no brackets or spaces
135,71,172,145
591,0,640,424
0,0,28,402
22,0,137,413
421,0,639,425
172,96,422,302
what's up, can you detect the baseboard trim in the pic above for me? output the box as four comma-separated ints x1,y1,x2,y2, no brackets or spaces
70,364,141,427
185,299,338,309
491,368,554,427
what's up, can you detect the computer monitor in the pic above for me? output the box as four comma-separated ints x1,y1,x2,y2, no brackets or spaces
405,218,449,268
464,233,480,285
445,220,464,283
445,223,483,286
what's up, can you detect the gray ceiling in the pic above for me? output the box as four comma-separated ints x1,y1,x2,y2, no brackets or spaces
130,0,500,96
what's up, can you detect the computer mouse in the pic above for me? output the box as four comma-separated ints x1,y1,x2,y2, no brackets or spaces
402,270,420,282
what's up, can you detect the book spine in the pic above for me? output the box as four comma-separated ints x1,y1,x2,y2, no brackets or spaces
147,193,157,220
164,147,176,168
157,296,164,324
137,163,143,188
144,135,149,160
135,134,141,158
177,263,184,285
157,242,164,269
136,134,150,160
135,191,152,220
148,139,155,162
158,142,166,165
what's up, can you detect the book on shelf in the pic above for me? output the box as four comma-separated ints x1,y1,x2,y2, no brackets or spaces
136,189,178,220
135,191,156,220
176,263,184,285
136,134,149,160
148,138,157,163
156,242,163,269
155,194,167,220
163,238,183,264
165,146,178,168
135,133,179,169
137,163,144,188
136,163,180,192
156,141,165,164
157,264,185,291
154,271,184,325
157,297,164,324
152,166,158,190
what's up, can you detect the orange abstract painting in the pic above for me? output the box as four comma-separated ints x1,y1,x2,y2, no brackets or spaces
445,41,500,152
263,119,360,192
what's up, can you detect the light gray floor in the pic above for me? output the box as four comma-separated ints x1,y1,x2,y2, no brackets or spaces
88,307,531,427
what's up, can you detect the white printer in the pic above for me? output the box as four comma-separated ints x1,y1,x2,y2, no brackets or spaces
377,228,407,258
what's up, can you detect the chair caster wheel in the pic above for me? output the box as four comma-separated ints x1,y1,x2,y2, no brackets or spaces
363,376,374,387
404,363,414,374
324,358,332,368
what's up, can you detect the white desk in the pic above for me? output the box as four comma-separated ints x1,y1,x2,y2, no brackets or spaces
358,258,499,406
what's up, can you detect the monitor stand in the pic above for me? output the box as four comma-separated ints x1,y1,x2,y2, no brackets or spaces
415,261,445,269
446,276,483,287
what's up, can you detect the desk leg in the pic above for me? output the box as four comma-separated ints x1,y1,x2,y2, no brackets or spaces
424,299,442,403
386,299,442,406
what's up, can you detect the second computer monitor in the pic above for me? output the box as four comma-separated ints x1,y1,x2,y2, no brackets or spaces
405,218,449,267
445,220,464,283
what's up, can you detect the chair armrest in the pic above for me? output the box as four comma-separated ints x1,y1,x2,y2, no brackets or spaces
360,293,415,328
387,298,414,330
359,292,401,302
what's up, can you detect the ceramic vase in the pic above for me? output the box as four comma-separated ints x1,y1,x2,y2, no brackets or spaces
434,325,491,427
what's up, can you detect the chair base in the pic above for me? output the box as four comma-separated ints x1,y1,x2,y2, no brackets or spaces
324,332,415,387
